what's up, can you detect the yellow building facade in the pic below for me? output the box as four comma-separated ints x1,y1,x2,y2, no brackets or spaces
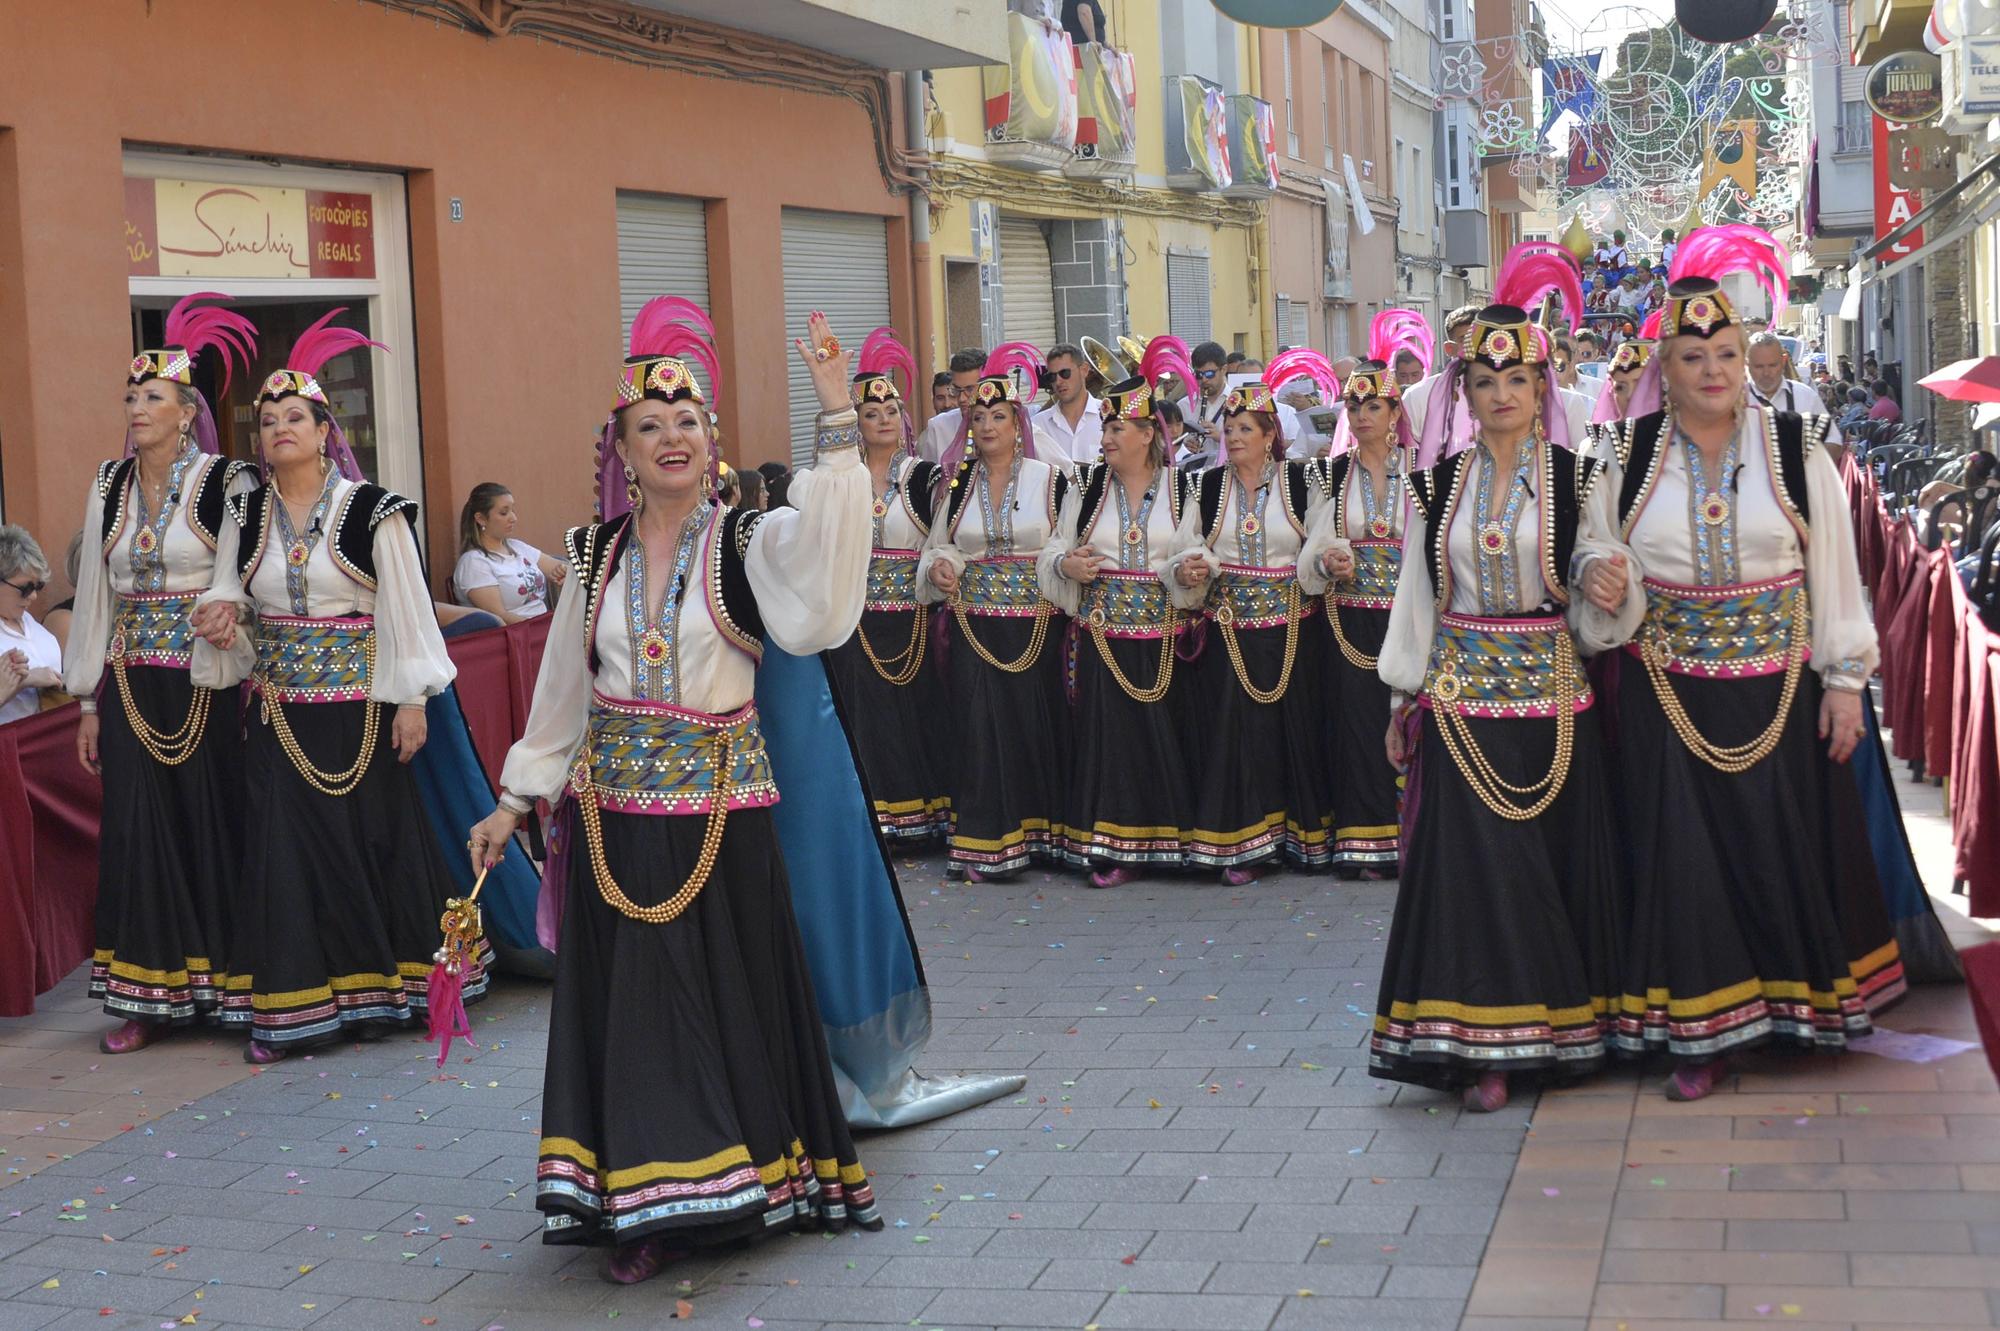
916,1,1274,371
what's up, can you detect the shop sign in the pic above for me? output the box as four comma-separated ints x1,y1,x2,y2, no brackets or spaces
124,176,376,280
1872,114,1924,261
1866,50,1944,125
1964,35,2000,117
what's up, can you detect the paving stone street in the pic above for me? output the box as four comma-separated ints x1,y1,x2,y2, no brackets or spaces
1,758,1996,1331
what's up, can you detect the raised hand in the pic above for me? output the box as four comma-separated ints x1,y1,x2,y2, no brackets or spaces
795,311,856,412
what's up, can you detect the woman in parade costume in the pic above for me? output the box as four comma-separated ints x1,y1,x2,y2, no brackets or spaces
1166,376,1330,884
918,343,1070,881
1592,312,1660,428
193,312,487,1063
1297,313,1432,878
819,327,952,845
466,302,880,1280
1581,226,1904,1101
65,295,258,1053
1370,242,1626,1111
1041,336,1200,887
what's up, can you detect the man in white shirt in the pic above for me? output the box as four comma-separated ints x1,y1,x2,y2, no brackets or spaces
1747,331,1843,444
916,347,987,463
1176,340,1232,463
1399,304,1481,442
1030,342,1100,467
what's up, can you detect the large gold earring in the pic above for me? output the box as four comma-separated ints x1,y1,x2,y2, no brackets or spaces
624,463,642,513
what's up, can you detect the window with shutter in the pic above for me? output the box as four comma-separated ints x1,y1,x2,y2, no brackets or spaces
616,193,710,350
997,216,1058,351
780,208,891,469
1167,252,1212,346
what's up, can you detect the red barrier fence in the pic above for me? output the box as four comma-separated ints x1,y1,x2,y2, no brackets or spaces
0,614,552,1016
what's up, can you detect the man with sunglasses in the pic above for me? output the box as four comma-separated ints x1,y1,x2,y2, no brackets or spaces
1030,342,1099,467
0,525,62,725
917,347,989,463
1176,341,1232,458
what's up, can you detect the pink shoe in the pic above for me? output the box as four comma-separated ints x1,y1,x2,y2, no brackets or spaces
243,1040,288,1065
1461,1071,1508,1113
99,1020,159,1055
1089,866,1136,889
607,1235,687,1284
1666,1061,1721,1102
964,867,989,884
1222,866,1262,887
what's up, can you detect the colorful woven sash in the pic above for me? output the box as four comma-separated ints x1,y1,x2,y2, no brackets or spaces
109,591,199,669
253,614,372,704
1422,612,1594,719
1334,539,1401,609
580,693,779,816
1214,564,1313,630
866,550,921,612
958,555,1043,617
1628,572,1809,679
1084,569,1173,639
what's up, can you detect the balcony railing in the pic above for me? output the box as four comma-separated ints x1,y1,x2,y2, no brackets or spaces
981,9,1077,173
1067,42,1137,180
1222,95,1277,199
1164,74,1233,192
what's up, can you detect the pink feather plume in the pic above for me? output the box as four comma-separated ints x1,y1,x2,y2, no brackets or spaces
285,308,387,380
162,293,258,393
1368,309,1433,375
1667,224,1790,315
1493,241,1585,333
858,326,917,394
1639,310,1663,339
1137,334,1196,401
1265,347,1342,403
627,296,721,401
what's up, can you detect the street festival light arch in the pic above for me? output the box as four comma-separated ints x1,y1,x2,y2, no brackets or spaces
1449,2,1831,246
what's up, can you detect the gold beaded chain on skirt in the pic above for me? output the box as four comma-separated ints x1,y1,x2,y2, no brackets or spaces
1325,596,1379,672
570,731,735,924
256,635,379,798
1088,605,1178,703
110,648,212,766
1216,581,1302,705
1639,585,1809,774
953,596,1052,673
858,606,927,686
1428,632,1578,821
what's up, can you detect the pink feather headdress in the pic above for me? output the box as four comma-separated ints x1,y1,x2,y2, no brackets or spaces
1621,223,1791,418
125,293,259,458
939,342,1045,483
1417,243,1585,468
1095,335,1199,462
256,309,385,481
853,326,919,457
597,296,722,520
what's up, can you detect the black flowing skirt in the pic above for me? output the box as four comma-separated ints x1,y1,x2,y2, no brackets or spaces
823,611,951,843
944,610,1067,874
1059,629,1192,869
1612,661,1906,1061
89,666,242,1024
1322,603,1402,872
224,696,488,1044
1370,707,1622,1089
537,806,882,1248
1186,614,1333,870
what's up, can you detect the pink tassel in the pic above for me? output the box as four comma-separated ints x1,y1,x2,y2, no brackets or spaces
426,962,474,1068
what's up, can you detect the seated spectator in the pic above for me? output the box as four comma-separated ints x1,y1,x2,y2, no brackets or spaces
0,525,63,725
1868,380,1903,424
41,531,84,654
450,482,566,623
1838,387,1872,434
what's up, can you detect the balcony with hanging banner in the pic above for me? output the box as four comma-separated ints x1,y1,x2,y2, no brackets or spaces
981,8,1078,173
1066,42,1138,180
1164,74,1232,193
1221,94,1276,199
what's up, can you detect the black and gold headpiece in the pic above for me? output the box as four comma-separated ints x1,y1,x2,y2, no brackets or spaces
1099,376,1154,421
1657,276,1737,340
1460,305,1545,372
1222,381,1278,415
1342,359,1398,404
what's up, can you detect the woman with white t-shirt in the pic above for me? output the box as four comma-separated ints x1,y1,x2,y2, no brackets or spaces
0,526,64,725
452,483,567,621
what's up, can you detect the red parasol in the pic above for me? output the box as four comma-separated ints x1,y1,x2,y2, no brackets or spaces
1918,357,2000,404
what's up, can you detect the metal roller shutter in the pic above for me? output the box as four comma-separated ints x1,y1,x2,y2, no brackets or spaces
615,193,710,348
781,208,892,469
1167,251,1211,346
998,215,1057,351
